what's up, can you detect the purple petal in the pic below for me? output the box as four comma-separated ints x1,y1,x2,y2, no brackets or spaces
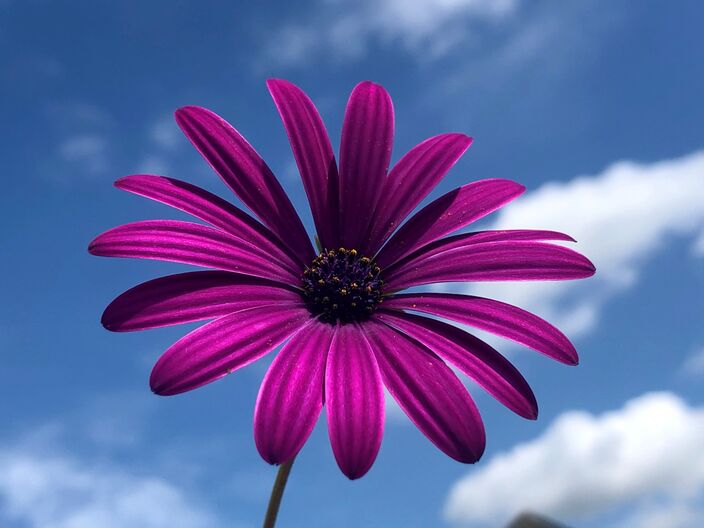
102,271,303,332
116,175,303,270
267,79,340,250
383,293,578,364
385,240,596,291
175,106,314,262
338,82,394,250
364,134,472,255
89,220,300,284
376,179,525,268
449,229,575,244
150,304,311,395
326,324,384,479
254,321,334,464
362,319,485,463
376,310,537,419
385,229,575,275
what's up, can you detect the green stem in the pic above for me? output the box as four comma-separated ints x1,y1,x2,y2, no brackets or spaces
262,457,296,528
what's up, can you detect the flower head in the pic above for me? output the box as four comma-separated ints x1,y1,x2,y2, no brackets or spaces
89,79,595,479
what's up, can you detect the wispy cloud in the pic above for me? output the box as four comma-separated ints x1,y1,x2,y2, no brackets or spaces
435,2,622,98
136,154,171,175
45,101,114,180
135,114,184,175
57,134,109,176
261,0,519,67
444,392,704,527
46,101,112,128
620,501,704,528
2,54,64,86
692,231,704,257
149,114,181,151
443,150,704,338
680,347,704,378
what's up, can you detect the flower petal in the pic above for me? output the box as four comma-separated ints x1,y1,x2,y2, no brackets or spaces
88,220,299,284
339,82,394,249
102,271,303,332
254,320,334,464
375,179,525,268
175,106,314,262
150,304,311,395
364,134,472,255
383,293,578,364
326,324,384,479
376,310,537,419
116,175,302,270
362,319,485,463
385,229,575,274
385,240,596,291
267,79,340,250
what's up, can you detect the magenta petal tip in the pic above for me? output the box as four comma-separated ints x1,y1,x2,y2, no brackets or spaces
586,259,597,274
265,77,289,89
174,104,202,116
87,237,99,254
173,105,194,124
149,372,172,396
113,176,128,188
173,105,215,130
100,310,114,332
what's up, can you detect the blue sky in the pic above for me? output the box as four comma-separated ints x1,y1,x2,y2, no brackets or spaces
1,1,704,527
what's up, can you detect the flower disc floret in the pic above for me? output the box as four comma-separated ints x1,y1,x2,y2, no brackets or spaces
301,248,384,323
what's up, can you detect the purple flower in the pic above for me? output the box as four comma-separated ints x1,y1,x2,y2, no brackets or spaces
90,80,595,479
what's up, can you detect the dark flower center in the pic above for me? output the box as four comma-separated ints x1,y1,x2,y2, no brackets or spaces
301,248,384,324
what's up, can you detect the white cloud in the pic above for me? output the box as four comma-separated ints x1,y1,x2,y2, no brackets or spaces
453,150,704,337
681,348,704,377
57,134,109,176
262,0,519,66
444,392,704,527
0,446,221,528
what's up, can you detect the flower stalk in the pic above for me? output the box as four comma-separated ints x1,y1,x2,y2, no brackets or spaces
263,456,296,528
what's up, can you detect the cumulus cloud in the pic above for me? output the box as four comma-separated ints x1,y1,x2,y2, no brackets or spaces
0,446,220,528
0,393,233,528
444,392,704,527
450,150,704,337
263,0,518,66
